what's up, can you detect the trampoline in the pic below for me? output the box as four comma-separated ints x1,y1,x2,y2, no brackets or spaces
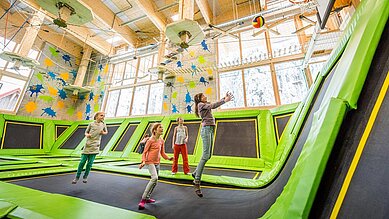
311,22,389,218
60,126,87,149
56,125,70,139
164,121,200,154
112,124,138,152
4,55,337,218
274,113,292,143
8,171,266,219
1,121,43,149
118,163,260,179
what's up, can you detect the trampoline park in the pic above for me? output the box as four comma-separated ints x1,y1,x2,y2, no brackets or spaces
0,0,388,219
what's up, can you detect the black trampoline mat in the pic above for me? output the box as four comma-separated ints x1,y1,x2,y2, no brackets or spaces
120,163,259,179
8,171,267,219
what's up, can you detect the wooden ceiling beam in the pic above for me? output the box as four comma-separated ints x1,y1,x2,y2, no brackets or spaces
195,0,213,24
79,0,138,47
131,0,167,31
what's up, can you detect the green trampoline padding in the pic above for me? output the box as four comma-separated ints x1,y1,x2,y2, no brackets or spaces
0,181,154,219
0,200,17,218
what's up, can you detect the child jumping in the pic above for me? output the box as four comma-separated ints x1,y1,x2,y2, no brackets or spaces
192,92,232,197
72,111,108,184
171,117,190,175
138,123,173,210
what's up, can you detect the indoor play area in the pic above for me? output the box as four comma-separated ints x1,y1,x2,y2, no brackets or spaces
0,0,388,218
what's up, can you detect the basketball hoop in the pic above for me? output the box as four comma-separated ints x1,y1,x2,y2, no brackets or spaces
289,0,309,4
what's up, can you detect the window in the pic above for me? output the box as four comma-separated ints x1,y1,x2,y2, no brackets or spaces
105,90,120,117
219,70,245,109
218,35,240,66
0,38,38,113
111,62,125,87
275,60,308,104
240,30,268,62
0,76,26,111
244,65,276,106
137,55,153,83
131,85,149,115
104,52,163,117
308,55,330,81
116,88,133,117
147,83,164,114
270,19,301,58
122,59,137,85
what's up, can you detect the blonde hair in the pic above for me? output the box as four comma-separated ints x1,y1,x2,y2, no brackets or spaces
194,93,203,117
93,111,105,120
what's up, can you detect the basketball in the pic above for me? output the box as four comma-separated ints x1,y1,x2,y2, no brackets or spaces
252,16,265,28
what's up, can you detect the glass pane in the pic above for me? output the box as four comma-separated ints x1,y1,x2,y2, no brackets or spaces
6,62,32,77
270,19,301,58
2,39,17,52
275,60,308,104
28,49,39,60
116,88,133,117
219,70,245,109
217,35,241,67
147,83,164,114
122,59,137,85
105,90,119,117
132,85,149,115
0,76,25,111
111,62,125,87
308,55,330,82
137,55,153,83
0,38,17,70
244,65,276,106
151,54,158,80
240,30,268,63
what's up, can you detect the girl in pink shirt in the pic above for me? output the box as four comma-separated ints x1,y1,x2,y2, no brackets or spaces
138,123,173,210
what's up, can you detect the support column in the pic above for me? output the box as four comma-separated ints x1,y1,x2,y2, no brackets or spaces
265,30,281,105
294,15,308,53
74,45,92,87
157,31,166,64
16,10,45,57
179,0,195,20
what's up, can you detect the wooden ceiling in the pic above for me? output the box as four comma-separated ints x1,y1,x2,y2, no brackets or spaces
1,0,353,56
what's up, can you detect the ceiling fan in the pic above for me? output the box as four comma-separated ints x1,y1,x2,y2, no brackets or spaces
36,0,94,29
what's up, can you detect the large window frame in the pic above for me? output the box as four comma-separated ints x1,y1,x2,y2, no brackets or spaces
103,53,164,118
0,36,41,114
216,19,323,110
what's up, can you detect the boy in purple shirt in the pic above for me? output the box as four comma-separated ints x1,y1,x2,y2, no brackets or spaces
192,92,233,197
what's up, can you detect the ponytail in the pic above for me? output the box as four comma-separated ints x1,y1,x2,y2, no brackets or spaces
194,93,203,118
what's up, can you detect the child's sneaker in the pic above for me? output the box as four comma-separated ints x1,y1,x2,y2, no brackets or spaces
171,172,176,175
194,180,203,198
138,199,146,210
71,178,78,184
146,198,155,203
82,178,88,183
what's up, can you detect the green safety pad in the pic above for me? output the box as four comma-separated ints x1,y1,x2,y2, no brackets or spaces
0,200,17,218
0,166,75,180
0,182,155,219
262,0,389,217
